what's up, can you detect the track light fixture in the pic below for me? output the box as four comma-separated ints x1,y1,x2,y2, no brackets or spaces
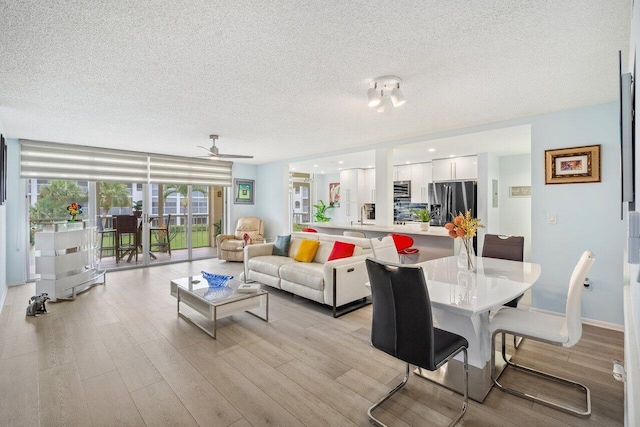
367,76,405,111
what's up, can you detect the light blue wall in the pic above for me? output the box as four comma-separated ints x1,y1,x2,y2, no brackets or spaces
530,103,623,325
255,162,289,241
5,138,27,287
229,163,258,232
499,154,532,261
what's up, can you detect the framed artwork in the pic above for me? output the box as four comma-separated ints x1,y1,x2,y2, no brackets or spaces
544,145,601,184
329,182,340,207
234,179,255,204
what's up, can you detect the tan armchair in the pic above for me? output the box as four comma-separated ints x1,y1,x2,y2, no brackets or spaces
216,216,265,261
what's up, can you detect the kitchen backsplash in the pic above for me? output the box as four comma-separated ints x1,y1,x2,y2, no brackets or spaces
393,200,429,222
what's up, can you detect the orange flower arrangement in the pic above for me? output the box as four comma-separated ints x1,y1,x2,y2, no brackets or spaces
445,211,483,270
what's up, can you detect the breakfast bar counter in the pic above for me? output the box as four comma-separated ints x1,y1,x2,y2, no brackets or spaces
306,222,455,262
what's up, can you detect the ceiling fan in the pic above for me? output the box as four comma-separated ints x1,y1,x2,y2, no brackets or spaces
197,135,254,159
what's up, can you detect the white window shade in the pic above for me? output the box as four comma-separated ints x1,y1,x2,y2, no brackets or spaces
20,140,233,186
149,154,232,186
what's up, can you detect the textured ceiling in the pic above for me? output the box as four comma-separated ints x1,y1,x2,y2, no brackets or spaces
0,0,632,165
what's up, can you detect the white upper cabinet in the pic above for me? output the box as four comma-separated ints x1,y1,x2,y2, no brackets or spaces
453,156,477,180
363,168,376,203
432,156,477,181
410,162,431,203
393,164,411,181
340,169,364,217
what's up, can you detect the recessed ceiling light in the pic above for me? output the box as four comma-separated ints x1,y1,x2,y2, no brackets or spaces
405,161,410,164
338,161,344,164
313,164,318,167
367,165,372,168
320,171,325,174
428,148,435,152
449,155,455,158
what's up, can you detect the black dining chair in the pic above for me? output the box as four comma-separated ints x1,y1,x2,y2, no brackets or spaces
149,214,173,256
482,234,525,348
365,258,469,427
114,214,139,263
96,215,116,259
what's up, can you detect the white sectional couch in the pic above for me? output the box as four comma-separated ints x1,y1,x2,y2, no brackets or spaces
239,232,372,317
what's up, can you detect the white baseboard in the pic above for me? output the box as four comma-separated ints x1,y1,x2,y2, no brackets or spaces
529,307,624,332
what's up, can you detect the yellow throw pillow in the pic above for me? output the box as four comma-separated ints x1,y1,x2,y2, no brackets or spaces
294,239,321,263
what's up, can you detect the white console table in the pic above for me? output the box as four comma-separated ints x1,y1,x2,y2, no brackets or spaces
35,221,105,301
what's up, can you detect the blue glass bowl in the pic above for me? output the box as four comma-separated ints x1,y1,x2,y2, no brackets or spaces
201,271,234,288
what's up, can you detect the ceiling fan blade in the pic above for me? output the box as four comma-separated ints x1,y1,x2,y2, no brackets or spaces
216,153,254,159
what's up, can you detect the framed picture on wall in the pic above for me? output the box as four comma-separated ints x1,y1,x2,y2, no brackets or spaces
234,179,255,204
544,144,601,184
329,182,340,207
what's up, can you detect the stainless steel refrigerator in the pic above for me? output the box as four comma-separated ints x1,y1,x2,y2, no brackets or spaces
428,181,477,226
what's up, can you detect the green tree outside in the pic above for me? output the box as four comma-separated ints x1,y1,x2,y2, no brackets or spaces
163,184,207,213
30,180,88,219
97,182,131,216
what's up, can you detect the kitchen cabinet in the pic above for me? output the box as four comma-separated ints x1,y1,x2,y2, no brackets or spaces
410,162,432,203
363,168,376,203
393,165,411,181
340,169,364,218
432,156,477,181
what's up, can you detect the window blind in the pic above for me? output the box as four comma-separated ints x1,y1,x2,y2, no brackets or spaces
20,140,233,186
149,154,232,186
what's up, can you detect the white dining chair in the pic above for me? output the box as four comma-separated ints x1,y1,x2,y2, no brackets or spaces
489,250,595,417
370,236,400,263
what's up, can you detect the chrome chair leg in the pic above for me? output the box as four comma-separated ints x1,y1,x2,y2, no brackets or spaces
491,330,591,417
367,363,410,426
368,351,468,427
447,347,468,427
514,334,523,349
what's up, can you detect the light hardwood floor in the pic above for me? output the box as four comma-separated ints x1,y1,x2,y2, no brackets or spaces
0,259,624,426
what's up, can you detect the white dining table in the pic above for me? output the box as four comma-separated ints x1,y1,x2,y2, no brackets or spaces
412,255,541,402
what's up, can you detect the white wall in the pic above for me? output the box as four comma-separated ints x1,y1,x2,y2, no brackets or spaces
499,154,532,261
314,173,339,221
477,152,501,256
5,138,27,287
530,103,624,325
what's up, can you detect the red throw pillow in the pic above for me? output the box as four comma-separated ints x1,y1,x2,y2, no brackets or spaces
327,241,356,261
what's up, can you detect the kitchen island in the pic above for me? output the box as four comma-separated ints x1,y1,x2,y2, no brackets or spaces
306,222,455,262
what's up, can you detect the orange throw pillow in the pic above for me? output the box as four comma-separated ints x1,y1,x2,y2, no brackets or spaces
294,239,321,263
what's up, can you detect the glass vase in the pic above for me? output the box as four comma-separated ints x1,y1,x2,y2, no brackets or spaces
457,238,476,271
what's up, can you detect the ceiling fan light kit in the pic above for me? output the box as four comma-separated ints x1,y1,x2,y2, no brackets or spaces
368,76,405,111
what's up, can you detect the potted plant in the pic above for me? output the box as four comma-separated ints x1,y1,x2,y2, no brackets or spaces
411,208,431,231
132,200,143,217
313,200,334,222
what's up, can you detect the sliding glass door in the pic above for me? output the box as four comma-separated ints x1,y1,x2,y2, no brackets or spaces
27,179,221,277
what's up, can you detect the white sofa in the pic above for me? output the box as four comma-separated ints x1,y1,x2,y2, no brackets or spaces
240,232,372,317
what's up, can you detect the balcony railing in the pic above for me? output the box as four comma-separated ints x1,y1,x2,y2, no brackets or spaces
30,213,212,250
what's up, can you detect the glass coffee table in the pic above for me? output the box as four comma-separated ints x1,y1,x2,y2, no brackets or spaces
170,275,268,339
